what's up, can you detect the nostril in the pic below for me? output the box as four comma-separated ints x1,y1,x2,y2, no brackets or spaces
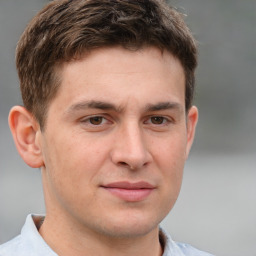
118,162,136,170
119,162,128,167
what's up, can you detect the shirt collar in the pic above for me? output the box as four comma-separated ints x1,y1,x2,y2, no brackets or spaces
22,214,185,256
160,227,186,256
21,214,57,255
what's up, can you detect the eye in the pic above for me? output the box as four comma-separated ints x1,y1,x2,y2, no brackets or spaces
148,116,169,125
144,115,173,129
150,116,165,125
80,115,110,127
89,116,104,125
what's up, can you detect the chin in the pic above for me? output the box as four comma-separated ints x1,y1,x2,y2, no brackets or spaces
102,224,157,239
97,211,162,239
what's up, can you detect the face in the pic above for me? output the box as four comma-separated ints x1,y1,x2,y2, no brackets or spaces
38,47,197,238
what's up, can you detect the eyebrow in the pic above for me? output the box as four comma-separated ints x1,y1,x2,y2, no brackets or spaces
65,100,122,114
145,102,183,113
65,100,183,115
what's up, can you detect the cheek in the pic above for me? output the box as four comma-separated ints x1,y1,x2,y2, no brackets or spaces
42,132,109,191
42,133,82,189
152,133,187,197
153,132,187,170
160,142,186,212
41,138,97,212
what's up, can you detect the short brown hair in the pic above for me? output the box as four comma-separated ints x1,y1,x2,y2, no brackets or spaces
16,0,197,129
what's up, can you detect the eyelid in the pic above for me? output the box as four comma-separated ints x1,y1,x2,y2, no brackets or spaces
80,114,112,126
143,115,174,125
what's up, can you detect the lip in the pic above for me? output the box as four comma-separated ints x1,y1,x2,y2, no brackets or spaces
101,181,155,202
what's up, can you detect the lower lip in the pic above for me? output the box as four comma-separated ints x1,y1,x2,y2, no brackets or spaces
103,187,154,202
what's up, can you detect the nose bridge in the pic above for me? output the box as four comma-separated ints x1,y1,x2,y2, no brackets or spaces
111,120,150,169
124,121,144,154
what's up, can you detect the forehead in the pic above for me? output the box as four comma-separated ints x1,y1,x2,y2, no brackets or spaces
51,47,185,113
64,46,184,78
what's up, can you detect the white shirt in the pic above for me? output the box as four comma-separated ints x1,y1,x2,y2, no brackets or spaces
0,214,214,256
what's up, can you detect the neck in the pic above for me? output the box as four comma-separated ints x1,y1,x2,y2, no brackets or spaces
39,215,163,256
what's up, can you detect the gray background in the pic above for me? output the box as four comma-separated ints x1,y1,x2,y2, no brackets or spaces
0,1,255,255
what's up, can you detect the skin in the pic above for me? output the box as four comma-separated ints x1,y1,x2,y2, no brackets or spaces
9,46,198,256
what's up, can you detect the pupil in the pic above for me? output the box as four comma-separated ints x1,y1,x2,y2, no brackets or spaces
90,117,102,125
152,117,163,124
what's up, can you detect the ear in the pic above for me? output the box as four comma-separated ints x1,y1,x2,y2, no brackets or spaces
185,106,198,158
8,106,44,168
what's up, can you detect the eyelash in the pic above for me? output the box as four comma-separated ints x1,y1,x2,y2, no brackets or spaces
144,116,172,126
80,115,110,126
80,114,173,127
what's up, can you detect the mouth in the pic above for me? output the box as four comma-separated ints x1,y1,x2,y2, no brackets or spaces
101,181,155,202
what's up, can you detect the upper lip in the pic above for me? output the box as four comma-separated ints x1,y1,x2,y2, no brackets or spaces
101,181,155,189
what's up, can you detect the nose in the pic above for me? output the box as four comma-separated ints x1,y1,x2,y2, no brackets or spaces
110,122,152,170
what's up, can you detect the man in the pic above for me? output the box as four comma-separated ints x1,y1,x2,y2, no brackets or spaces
0,0,213,255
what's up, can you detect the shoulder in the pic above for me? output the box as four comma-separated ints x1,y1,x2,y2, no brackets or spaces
160,228,214,256
0,214,57,256
0,235,25,256
176,242,214,256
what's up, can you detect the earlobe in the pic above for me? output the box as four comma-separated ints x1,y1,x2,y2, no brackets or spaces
185,106,198,158
8,106,44,168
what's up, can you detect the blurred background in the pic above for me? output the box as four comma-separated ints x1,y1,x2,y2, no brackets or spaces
0,0,255,255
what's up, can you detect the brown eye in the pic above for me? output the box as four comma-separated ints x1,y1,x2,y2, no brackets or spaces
151,116,164,124
89,116,103,125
